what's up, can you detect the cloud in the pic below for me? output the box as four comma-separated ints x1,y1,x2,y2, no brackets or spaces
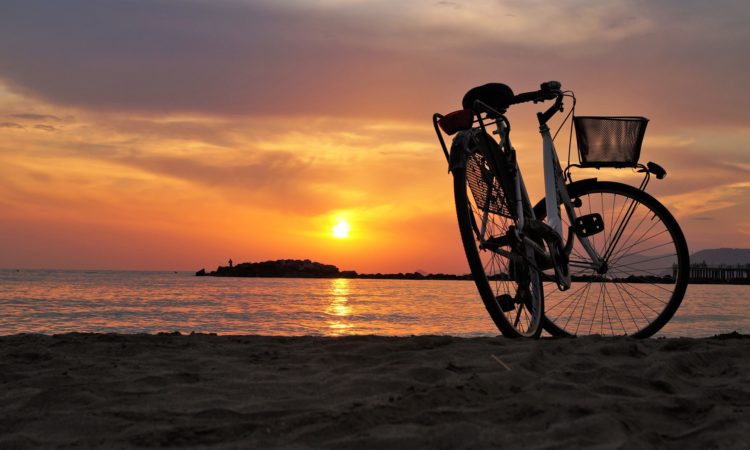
9,113,60,121
32,124,57,132
660,181,750,217
0,122,23,129
1,0,435,117
0,0,747,125
0,93,447,218
115,151,313,191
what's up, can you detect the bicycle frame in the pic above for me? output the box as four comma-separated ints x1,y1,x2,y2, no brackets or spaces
473,100,605,290
538,117,604,274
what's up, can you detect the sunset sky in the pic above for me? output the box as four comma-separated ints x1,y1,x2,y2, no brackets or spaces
1,0,749,273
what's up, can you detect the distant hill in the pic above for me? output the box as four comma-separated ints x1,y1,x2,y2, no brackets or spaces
690,248,750,266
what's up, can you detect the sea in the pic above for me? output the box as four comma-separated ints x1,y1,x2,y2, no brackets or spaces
0,269,748,338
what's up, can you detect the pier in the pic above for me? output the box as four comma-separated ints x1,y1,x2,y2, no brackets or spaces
677,263,750,284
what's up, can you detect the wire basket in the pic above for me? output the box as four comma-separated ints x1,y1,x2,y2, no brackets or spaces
574,116,649,168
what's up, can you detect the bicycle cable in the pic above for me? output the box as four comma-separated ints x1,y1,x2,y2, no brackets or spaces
551,91,577,179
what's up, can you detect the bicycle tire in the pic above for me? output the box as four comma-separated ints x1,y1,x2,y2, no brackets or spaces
534,180,689,338
453,151,543,338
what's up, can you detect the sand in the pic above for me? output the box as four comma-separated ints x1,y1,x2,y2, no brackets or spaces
1,333,749,449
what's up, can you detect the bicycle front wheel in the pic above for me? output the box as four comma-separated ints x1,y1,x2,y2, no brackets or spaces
453,150,543,338
535,180,689,338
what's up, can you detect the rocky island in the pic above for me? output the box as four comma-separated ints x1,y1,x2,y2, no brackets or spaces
195,259,471,280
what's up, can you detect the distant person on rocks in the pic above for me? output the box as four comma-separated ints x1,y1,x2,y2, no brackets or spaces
229,258,233,268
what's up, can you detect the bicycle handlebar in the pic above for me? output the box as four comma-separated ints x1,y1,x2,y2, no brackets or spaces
511,81,562,105
460,81,564,119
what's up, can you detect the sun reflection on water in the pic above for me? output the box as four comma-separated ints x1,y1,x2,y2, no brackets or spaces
325,278,353,335
2,271,748,337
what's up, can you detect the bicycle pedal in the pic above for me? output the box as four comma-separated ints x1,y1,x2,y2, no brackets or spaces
480,235,511,251
496,294,516,312
573,213,604,237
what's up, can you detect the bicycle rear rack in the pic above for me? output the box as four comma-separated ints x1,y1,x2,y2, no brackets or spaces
433,105,505,168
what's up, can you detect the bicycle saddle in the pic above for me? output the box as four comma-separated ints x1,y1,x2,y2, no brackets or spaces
462,83,514,113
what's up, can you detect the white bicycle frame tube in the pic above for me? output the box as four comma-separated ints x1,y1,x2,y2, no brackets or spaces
540,124,602,267
541,125,562,237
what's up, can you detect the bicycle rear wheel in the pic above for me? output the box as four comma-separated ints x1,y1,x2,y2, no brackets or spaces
453,148,543,338
534,180,689,338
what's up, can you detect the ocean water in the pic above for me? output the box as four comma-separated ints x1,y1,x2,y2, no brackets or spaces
0,270,747,337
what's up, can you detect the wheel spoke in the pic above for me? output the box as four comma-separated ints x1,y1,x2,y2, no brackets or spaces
539,181,687,338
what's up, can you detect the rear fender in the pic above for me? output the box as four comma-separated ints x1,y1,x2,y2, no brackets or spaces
448,131,473,172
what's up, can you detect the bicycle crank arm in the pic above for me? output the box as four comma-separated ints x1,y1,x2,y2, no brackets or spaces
479,231,550,270
523,220,571,291
478,234,512,252
521,236,553,269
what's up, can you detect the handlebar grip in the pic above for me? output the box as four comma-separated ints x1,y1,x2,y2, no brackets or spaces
511,91,541,105
511,81,562,105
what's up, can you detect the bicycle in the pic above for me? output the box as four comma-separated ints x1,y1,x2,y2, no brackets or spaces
433,81,689,338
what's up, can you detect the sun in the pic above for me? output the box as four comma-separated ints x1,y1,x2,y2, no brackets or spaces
332,220,350,239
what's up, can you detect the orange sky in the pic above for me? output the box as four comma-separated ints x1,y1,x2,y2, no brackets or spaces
1,0,749,273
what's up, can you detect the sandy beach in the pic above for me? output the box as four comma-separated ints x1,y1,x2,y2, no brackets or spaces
1,332,748,449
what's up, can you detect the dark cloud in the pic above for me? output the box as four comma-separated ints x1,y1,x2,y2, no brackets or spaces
9,113,60,121
0,0,748,126
0,0,440,119
104,118,245,148
32,124,57,132
435,1,459,9
123,152,369,215
116,152,313,191
0,122,24,129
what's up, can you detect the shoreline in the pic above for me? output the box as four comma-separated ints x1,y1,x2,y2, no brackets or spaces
195,259,750,285
199,272,750,285
4,269,749,285
2,332,748,448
